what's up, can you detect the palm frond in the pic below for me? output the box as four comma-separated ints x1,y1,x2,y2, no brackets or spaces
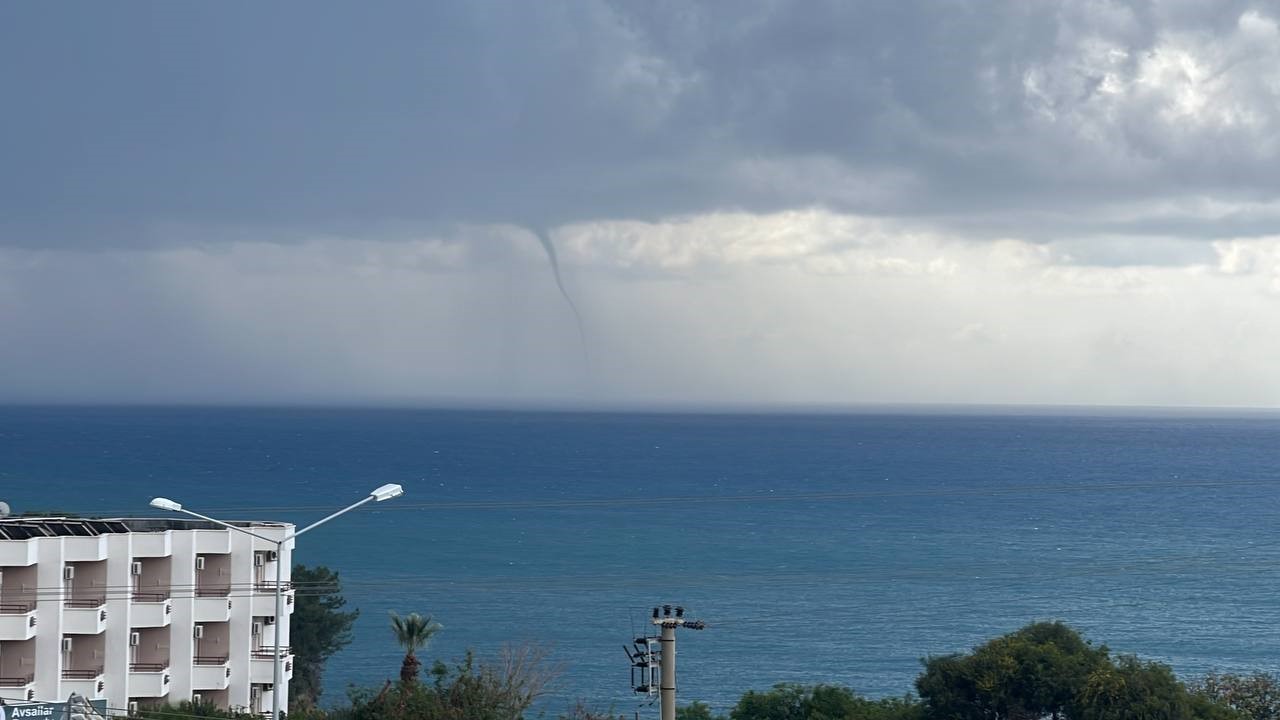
389,611,443,653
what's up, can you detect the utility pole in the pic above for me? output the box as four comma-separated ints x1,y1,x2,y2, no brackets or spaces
627,605,705,720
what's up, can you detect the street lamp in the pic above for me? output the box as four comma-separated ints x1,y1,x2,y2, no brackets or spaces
149,484,404,720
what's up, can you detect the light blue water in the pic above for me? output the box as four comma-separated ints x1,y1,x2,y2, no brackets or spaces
2,406,1279,714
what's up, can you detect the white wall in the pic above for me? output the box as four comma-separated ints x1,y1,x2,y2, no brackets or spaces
1,521,295,713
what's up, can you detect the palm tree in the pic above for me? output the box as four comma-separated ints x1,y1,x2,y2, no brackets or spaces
389,611,443,684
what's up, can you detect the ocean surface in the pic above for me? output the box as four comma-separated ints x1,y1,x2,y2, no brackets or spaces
3,406,1280,715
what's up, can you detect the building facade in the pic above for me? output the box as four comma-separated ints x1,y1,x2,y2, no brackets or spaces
0,517,295,716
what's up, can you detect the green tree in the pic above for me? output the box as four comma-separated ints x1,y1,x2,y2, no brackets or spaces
390,611,444,685
130,700,260,718
854,696,927,720
729,684,922,720
290,564,359,707
679,701,722,720
347,644,558,720
917,622,1239,720
917,621,1111,720
560,699,629,719
1190,673,1280,720
1077,655,1237,720
731,683,809,720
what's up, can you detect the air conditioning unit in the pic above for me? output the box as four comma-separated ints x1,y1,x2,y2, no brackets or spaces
131,561,143,576
127,702,139,714
62,637,74,652
130,631,141,647
263,616,275,625
254,554,264,567
192,693,204,705
193,624,205,639
63,566,75,581
263,683,274,692
195,557,206,571
267,550,277,562
251,622,262,637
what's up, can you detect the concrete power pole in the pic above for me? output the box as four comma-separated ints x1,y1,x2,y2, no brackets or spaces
651,605,706,720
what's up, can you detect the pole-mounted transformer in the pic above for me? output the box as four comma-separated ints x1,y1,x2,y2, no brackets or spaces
626,604,706,720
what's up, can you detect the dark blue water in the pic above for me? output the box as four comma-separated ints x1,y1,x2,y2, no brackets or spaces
3,406,1279,714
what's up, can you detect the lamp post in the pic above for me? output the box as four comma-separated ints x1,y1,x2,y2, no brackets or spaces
150,483,404,720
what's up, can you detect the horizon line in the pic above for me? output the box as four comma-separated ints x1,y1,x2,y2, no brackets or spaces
1,398,1278,418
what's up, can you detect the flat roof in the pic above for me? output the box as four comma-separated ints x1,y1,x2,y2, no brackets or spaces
0,516,288,540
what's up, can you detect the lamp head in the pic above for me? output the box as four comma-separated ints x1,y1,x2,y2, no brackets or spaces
150,497,183,512
370,483,404,502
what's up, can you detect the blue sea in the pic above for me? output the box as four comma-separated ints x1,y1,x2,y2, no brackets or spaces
3,406,1280,715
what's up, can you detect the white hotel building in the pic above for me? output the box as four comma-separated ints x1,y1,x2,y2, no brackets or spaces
0,517,295,716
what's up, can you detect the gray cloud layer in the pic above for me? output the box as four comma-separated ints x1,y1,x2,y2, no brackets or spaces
5,1,1280,248
5,2,1280,407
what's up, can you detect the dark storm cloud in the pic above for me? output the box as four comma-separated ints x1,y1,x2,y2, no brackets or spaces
3,0,1279,249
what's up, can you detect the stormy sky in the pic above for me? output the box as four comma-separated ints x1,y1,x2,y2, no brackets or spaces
4,1,1280,408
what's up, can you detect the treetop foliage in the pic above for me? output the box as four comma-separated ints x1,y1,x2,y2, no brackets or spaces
728,684,924,720
131,620,1270,720
917,621,1239,720
1189,673,1280,720
290,565,359,707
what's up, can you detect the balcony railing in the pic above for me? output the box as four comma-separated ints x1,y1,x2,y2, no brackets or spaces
62,668,103,679
195,587,231,598
251,646,291,659
0,602,32,614
132,592,171,602
253,581,293,593
193,655,229,666
0,674,33,687
130,663,169,673
64,597,106,609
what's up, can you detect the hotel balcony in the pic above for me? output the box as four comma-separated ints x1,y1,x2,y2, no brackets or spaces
251,582,295,617
0,603,36,641
130,532,171,557
63,536,108,562
0,542,36,566
252,685,278,716
61,667,106,700
129,662,172,698
194,595,232,623
192,655,231,691
0,673,35,703
131,594,172,628
63,599,107,634
193,531,231,554
250,646,294,684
